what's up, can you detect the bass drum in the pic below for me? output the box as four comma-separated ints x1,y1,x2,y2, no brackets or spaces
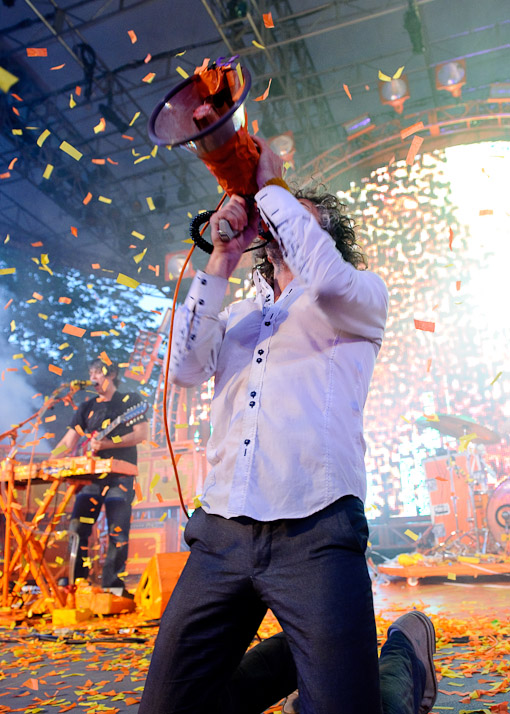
487,478,510,545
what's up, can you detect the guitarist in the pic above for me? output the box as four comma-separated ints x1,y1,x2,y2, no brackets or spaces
55,357,148,592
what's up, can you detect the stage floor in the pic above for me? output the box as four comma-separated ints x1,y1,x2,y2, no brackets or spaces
0,578,508,714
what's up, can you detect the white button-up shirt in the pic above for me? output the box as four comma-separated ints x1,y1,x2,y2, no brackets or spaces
170,185,388,520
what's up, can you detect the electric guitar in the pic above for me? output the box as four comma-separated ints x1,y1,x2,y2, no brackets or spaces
82,401,148,455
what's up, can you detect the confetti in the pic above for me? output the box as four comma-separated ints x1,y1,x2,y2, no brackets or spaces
50,63,65,70
489,371,503,386
131,230,145,240
414,319,435,332
448,226,454,250
406,136,423,165
252,40,265,49
0,267,15,275
404,529,419,541
252,119,259,134
400,121,424,140
62,324,86,338
128,29,137,43
254,78,272,102
26,47,48,57
94,117,106,133
70,225,78,237
343,83,352,100
129,111,140,126
8,157,18,170
263,12,275,28
144,53,152,63
36,129,50,146
146,196,155,211
176,66,189,79
43,163,54,179
69,93,76,108
142,72,156,83
83,191,93,205
116,273,140,289
59,140,83,161
0,66,19,93
98,195,112,203
48,364,63,376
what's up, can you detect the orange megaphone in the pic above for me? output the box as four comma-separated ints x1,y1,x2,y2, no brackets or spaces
148,60,259,197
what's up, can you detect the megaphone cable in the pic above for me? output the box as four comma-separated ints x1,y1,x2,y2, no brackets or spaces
162,192,228,521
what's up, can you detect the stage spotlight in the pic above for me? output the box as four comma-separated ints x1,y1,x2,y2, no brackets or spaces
489,83,510,101
268,132,295,167
342,114,373,140
435,60,466,98
379,76,410,114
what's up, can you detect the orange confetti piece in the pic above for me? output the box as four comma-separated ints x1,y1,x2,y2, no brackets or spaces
8,157,18,170
92,158,106,164
4,298,13,309
142,72,156,84
70,226,78,237
144,53,152,63
94,117,106,134
254,78,272,102
31,241,43,247
400,121,424,140
406,135,423,165
59,296,72,304
45,414,57,422
83,191,93,205
62,324,86,338
252,119,259,134
32,292,43,300
456,280,461,291
26,48,47,57
135,482,143,501
99,350,112,366
448,226,454,250
107,157,119,165
414,319,435,332
122,134,134,141
426,358,432,372
128,29,137,43
50,63,65,70
23,677,39,689
91,262,100,269
343,83,352,100
263,12,274,28
48,364,63,376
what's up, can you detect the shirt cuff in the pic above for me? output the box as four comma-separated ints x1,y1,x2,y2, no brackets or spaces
184,270,228,317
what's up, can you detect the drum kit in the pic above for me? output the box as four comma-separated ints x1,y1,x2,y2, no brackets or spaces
417,414,510,554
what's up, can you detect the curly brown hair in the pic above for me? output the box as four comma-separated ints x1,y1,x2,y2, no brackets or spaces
253,186,367,287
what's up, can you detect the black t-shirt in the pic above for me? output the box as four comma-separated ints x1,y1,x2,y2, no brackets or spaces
70,391,147,465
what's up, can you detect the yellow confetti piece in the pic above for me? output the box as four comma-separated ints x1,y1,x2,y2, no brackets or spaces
79,516,95,524
146,196,155,211
59,140,83,161
393,65,405,79
176,66,189,79
55,556,64,565
51,443,67,456
10,320,15,331
43,163,54,179
38,313,48,320
134,155,151,164
12,128,23,135
252,40,265,49
116,273,140,289
159,512,168,521
131,230,145,240
0,267,15,275
129,111,140,126
236,63,244,87
490,371,503,385
69,93,76,108
37,129,50,147
378,70,391,82
111,435,122,443
23,365,33,375
133,248,147,264
404,529,419,541
228,276,241,284
150,474,160,491
94,117,106,133
458,432,477,452
151,144,158,157
447,572,456,581
98,195,112,203
0,66,19,93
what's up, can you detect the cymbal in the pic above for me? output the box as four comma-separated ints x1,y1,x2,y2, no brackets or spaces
487,478,510,542
416,414,500,444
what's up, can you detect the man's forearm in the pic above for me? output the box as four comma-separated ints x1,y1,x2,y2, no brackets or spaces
205,251,241,280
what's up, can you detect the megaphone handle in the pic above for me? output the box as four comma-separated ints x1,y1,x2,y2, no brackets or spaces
218,219,239,242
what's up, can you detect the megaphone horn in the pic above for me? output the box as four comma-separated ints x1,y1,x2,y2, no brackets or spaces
148,62,260,197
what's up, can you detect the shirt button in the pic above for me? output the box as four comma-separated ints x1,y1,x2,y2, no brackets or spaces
256,358,262,363
201,279,207,285
244,439,251,445
249,401,255,407
258,349,264,355
250,391,256,397
264,321,270,326
198,299,204,305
